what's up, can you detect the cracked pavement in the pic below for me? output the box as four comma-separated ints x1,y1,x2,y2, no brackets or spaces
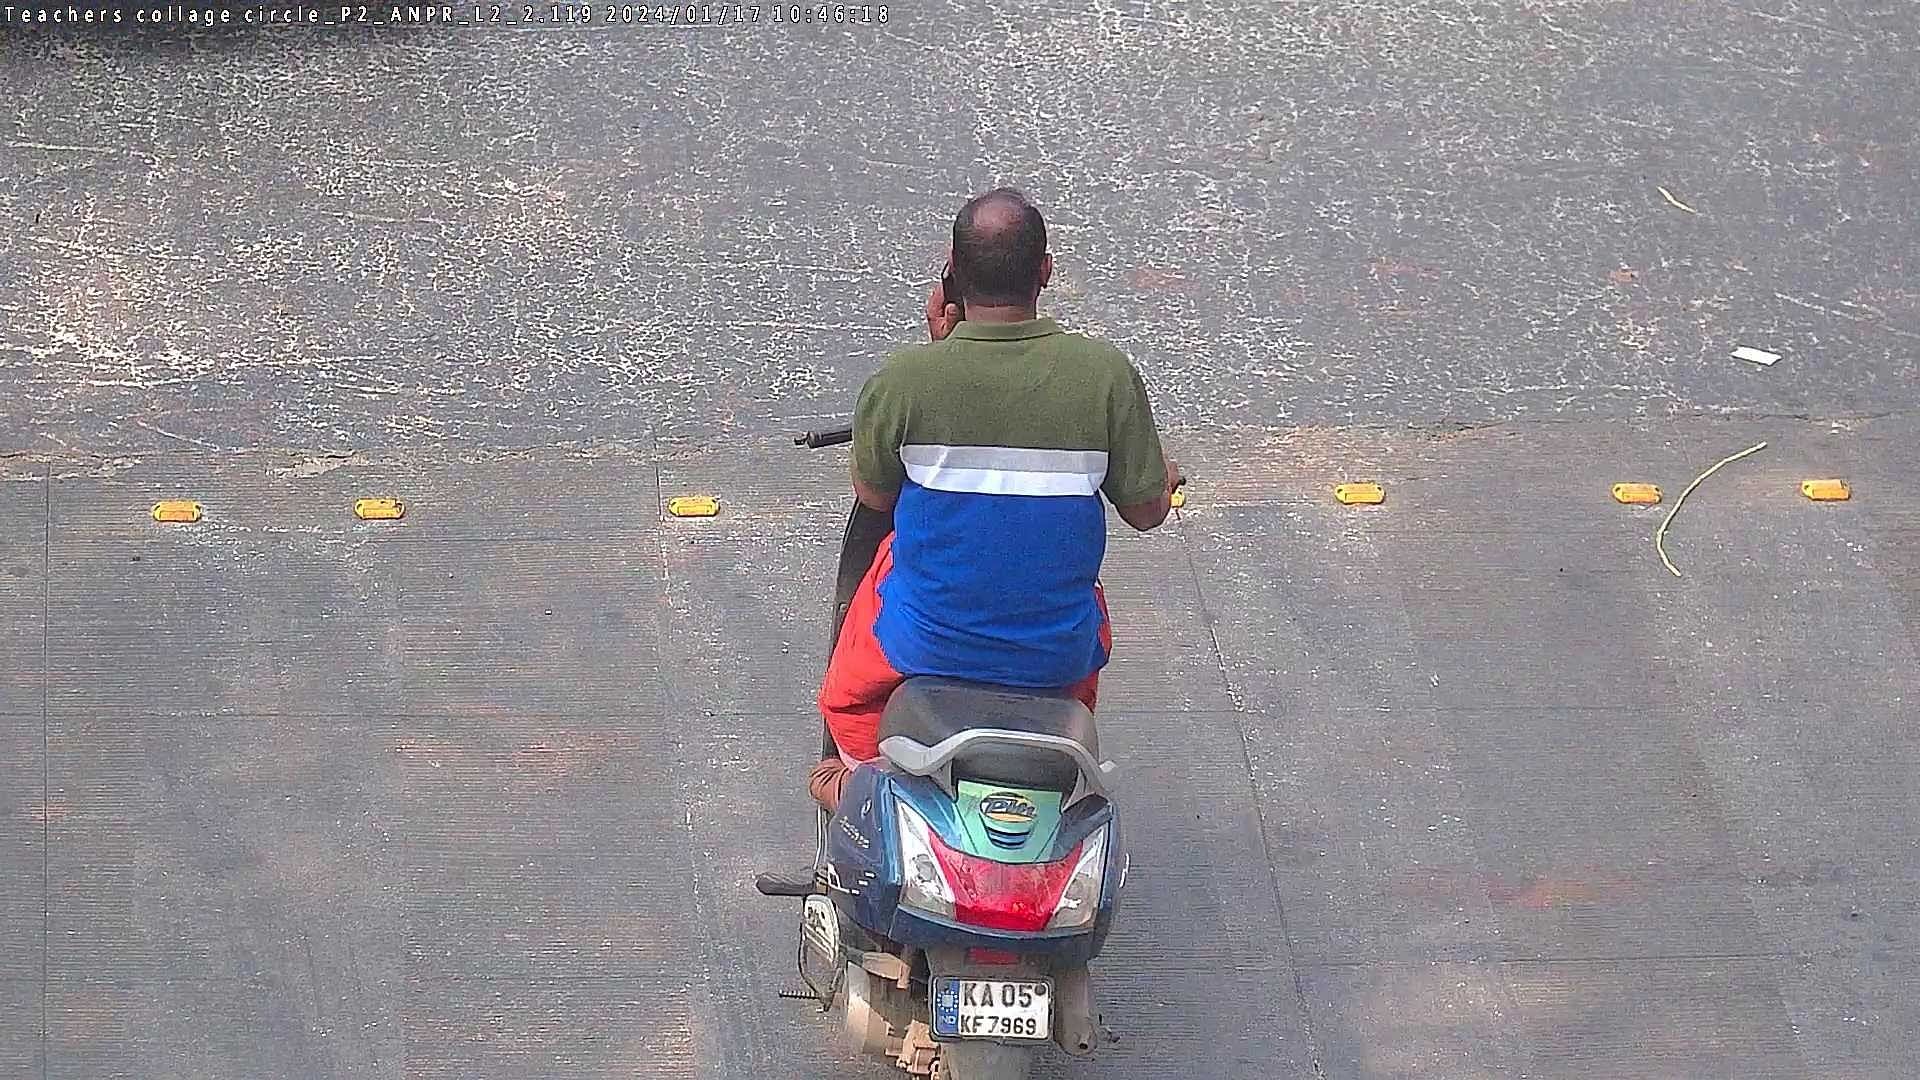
2,1,1917,454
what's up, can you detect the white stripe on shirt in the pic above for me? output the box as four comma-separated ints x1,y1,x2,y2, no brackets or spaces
899,444,1109,497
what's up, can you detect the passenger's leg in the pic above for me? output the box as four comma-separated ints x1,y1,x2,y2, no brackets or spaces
808,757,852,810
812,534,904,811
1066,582,1116,712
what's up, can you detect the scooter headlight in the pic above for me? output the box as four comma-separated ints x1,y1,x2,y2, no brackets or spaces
1045,825,1109,931
895,801,956,919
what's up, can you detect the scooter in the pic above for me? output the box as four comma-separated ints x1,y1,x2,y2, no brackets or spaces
756,425,1127,1080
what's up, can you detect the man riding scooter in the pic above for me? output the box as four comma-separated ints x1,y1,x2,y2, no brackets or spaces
807,187,1183,812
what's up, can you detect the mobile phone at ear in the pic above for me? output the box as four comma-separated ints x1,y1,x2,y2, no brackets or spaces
941,269,965,321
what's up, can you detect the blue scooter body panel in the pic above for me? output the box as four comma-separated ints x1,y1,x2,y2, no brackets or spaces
824,764,1122,964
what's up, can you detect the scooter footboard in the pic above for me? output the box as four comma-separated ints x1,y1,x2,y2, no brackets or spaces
924,946,1100,1058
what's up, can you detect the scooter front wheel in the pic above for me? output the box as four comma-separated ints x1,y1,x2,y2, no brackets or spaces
935,1041,1037,1080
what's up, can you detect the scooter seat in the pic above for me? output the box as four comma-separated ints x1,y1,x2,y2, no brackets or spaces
878,677,1099,793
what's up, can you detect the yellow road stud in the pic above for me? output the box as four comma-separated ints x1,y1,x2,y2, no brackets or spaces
151,499,201,523
354,497,405,520
1612,482,1662,505
1334,482,1384,505
667,495,720,518
1801,479,1850,502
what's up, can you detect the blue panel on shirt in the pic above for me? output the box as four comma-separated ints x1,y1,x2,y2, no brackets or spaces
874,481,1110,688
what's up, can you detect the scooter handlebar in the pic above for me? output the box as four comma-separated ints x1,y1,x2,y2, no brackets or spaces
794,426,853,449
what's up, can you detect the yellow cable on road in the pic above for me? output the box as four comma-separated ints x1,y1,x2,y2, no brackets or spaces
1655,441,1767,577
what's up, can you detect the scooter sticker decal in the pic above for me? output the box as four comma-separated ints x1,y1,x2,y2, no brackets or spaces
839,818,871,850
950,780,1064,860
819,861,870,897
979,791,1038,838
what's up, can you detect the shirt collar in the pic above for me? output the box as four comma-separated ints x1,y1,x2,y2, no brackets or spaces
948,316,1062,342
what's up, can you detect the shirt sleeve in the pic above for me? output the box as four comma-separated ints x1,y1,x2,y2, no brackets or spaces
852,366,909,493
1100,361,1167,506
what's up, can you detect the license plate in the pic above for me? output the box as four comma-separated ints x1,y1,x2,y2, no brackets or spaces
931,977,1052,1041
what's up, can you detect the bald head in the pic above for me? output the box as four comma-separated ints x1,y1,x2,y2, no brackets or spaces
951,188,1049,307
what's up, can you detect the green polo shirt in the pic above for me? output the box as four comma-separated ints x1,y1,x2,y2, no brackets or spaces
844,315,1168,689
852,317,1167,508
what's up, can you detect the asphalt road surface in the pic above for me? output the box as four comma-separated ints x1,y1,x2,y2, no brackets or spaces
2,4,1917,1079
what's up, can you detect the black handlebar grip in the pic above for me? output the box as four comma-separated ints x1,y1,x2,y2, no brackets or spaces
796,427,854,449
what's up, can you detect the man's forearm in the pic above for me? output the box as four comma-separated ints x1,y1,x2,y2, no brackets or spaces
1115,492,1172,531
1114,447,1179,531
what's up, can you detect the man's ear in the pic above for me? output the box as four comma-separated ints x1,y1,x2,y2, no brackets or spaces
1037,253,1054,293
